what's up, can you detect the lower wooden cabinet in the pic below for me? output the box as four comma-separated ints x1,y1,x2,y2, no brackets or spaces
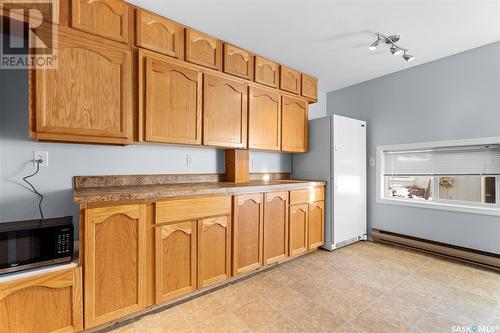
84,204,146,328
232,194,264,275
0,267,83,333
289,203,309,257
308,201,325,249
198,216,231,288
263,191,289,265
155,221,197,303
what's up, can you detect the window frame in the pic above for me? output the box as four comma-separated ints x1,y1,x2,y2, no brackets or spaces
376,137,500,217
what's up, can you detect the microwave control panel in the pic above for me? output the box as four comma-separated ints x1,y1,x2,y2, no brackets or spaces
56,227,73,256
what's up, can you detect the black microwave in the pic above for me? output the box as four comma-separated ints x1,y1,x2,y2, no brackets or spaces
0,216,74,275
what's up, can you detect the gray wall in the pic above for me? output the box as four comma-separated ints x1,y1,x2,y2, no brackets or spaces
0,33,298,226
327,41,500,254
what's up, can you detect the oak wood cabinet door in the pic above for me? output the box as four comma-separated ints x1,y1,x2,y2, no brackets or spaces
198,216,231,288
223,43,254,80
143,54,202,145
185,29,222,70
263,191,288,265
232,194,264,275
203,74,248,148
0,267,83,333
301,74,318,101
308,201,325,249
32,27,132,144
280,66,301,95
155,221,197,304
254,56,279,88
281,96,308,152
136,10,184,58
289,204,308,257
84,204,146,328
71,0,130,43
248,86,281,151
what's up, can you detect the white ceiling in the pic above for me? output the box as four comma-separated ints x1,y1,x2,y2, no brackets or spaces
128,1,500,92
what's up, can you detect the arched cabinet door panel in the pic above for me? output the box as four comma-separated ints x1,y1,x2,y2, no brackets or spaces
232,194,264,275
280,65,301,95
308,201,325,249
32,27,132,144
84,204,146,328
301,74,318,102
155,221,197,303
254,56,279,88
281,96,308,152
248,86,281,151
289,203,308,257
185,29,222,70
263,191,289,265
71,0,130,43
223,43,254,80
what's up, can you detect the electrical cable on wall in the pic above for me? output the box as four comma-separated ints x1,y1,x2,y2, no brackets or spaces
23,158,45,219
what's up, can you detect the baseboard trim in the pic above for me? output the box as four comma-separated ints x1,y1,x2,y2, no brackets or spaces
371,229,500,271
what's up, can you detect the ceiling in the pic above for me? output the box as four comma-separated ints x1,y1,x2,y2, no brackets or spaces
128,1,500,92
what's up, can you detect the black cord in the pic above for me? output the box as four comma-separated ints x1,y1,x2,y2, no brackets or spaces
23,159,44,219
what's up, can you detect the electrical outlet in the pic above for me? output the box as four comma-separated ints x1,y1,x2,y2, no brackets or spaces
251,159,256,170
186,153,193,166
369,157,375,167
33,150,48,167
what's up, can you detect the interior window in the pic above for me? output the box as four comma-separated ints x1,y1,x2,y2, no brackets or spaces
438,176,496,204
385,176,433,200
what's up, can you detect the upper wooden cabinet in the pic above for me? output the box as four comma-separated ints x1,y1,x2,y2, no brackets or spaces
31,27,132,144
263,192,288,265
71,0,130,43
301,74,318,101
254,56,279,88
280,66,301,95
185,29,222,70
232,194,264,275
248,86,281,151
155,221,197,303
0,267,83,333
281,96,308,152
203,74,248,148
198,216,231,288
223,43,254,80
136,10,184,58
84,204,146,328
141,52,202,145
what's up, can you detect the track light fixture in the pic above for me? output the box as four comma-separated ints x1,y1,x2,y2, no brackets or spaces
369,33,414,62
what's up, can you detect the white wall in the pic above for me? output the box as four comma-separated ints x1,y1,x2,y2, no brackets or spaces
308,90,327,120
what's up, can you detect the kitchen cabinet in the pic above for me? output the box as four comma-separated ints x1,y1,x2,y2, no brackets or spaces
281,96,308,152
136,10,184,58
301,74,318,101
198,216,231,288
232,194,264,275
254,56,279,88
248,86,281,151
84,204,146,328
289,203,308,257
30,26,132,145
185,29,222,70
155,221,197,303
71,0,130,43
0,267,83,333
203,73,248,148
280,66,301,95
308,201,325,249
263,191,288,265
141,53,202,145
223,43,254,80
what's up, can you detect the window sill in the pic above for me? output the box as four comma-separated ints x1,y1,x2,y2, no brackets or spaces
376,197,500,217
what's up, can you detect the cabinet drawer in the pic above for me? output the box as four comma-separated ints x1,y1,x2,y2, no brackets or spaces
155,196,231,224
290,187,324,205
136,10,184,58
280,66,301,95
71,0,130,43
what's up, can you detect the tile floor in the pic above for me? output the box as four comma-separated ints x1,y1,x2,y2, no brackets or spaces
109,241,500,333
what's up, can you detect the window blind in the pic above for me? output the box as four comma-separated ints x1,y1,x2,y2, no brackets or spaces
384,145,500,176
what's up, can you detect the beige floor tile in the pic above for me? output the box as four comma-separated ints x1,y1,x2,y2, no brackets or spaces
350,307,409,333
371,294,428,326
132,309,192,333
232,298,284,331
191,312,250,333
109,324,137,333
255,318,304,333
288,303,345,333
386,284,439,309
313,289,368,320
414,310,467,332
335,322,366,333
329,277,383,304
452,268,500,300
177,294,228,326
289,276,331,299
263,265,309,285
210,282,259,308
264,285,310,313
242,273,284,296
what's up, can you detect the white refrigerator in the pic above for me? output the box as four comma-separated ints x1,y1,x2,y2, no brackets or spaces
292,115,367,250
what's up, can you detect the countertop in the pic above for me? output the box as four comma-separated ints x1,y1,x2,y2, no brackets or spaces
74,179,326,205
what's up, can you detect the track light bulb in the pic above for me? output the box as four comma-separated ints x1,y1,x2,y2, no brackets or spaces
369,38,381,50
390,47,402,56
403,53,415,62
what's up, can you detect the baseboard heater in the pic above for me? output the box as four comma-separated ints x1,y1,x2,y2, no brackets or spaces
371,229,500,271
